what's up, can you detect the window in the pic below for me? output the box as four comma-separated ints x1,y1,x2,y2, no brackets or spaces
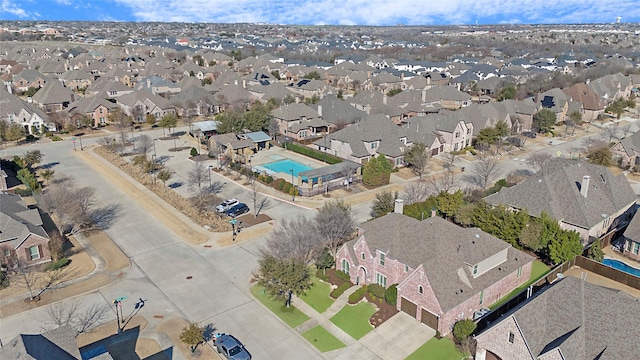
379,253,385,266
626,241,632,252
418,285,423,294
404,264,408,273
361,252,365,260
341,259,350,275
99,108,103,114
466,128,471,134
455,132,460,138
517,266,523,278
29,246,40,260
371,142,377,149
508,332,515,344
633,242,640,255
300,131,307,138
376,273,387,287
472,265,478,276
479,290,484,305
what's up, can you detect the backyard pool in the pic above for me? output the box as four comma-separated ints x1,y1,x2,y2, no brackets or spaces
260,159,314,177
602,258,640,278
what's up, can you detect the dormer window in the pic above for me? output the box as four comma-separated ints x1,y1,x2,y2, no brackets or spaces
379,253,385,266
371,142,377,149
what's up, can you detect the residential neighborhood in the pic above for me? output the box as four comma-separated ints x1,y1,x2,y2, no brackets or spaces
1,20,640,360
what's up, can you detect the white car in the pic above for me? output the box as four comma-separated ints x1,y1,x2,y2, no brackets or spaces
216,198,239,213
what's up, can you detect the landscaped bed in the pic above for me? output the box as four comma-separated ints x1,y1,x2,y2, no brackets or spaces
330,302,377,340
301,325,346,352
300,277,334,313
365,292,398,328
250,285,310,328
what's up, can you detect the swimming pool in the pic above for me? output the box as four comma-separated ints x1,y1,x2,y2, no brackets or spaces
602,258,640,278
260,159,314,177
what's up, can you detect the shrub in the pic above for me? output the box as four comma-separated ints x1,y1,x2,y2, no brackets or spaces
273,178,286,190
265,175,274,184
289,186,299,197
190,147,198,157
384,284,398,305
288,143,342,164
335,270,351,283
348,285,367,304
330,282,351,299
453,319,477,343
46,257,69,271
367,283,386,299
257,174,265,182
282,182,292,194
51,136,63,141
316,268,329,282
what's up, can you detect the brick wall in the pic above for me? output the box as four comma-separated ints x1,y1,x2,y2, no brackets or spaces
475,317,534,360
17,234,51,265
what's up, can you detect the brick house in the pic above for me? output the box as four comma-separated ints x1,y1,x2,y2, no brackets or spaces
474,276,638,360
621,211,640,261
611,130,640,170
0,193,51,266
335,205,533,335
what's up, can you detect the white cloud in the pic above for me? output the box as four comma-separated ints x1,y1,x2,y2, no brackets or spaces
18,0,639,25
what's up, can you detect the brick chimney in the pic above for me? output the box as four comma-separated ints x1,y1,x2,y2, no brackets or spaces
394,199,404,214
580,175,590,198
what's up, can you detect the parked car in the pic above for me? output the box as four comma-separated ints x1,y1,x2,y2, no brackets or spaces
226,203,249,217
473,307,491,321
216,198,239,213
215,334,251,360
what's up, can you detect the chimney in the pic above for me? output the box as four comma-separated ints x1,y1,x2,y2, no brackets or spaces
317,105,322,117
394,199,404,215
234,79,238,86
422,89,426,102
383,94,387,105
580,175,590,197
242,79,246,89
431,208,437,217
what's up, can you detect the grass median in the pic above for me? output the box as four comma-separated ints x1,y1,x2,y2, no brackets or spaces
302,325,346,352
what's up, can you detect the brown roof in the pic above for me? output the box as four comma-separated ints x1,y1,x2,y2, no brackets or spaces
562,83,604,111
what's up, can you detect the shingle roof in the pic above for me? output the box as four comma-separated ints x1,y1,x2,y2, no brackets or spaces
617,130,640,157
623,210,640,242
353,213,532,312
0,325,80,360
484,158,637,230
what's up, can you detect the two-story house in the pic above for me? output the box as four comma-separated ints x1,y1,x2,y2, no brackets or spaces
611,130,640,169
0,193,51,266
271,103,328,140
336,205,534,336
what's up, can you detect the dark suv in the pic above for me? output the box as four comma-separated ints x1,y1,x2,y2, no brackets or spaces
215,334,251,360
226,203,249,217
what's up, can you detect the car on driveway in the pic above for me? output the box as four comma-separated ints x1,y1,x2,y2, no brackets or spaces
215,334,251,360
226,203,249,217
216,198,239,213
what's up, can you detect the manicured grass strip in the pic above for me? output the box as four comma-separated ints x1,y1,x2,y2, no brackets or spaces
301,277,335,313
329,302,376,340
406,337,465,360
302,325,346,352
250,285,310,328
490,260,551,309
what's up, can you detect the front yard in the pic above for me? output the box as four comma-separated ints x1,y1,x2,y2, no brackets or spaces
329,302,377,340
405,337,466,360
250,285,310,328
301,325,346,352
300,276,334,313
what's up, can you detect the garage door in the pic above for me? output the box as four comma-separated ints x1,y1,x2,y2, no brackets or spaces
421,308,439,331
400,297,417,317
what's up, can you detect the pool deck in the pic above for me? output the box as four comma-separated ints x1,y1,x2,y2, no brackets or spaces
564,246,640,299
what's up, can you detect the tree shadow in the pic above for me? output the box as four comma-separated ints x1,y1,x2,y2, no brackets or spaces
202,181,225,194
203,323,219,342
40,161,60,169
91,203,121,230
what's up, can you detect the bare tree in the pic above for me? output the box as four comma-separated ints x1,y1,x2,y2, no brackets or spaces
252,180,269,218
470,155,501,189
527,152,553,172
403,182,431,204
264,216,323,265
14,260,71,301
157,169,173,188
109,109,132,151
190,190,220,214
314,200,355,256
37,177,97,234
601,126,619,143
136,134,153,159
188,162,207,190
620,123,633,138
582,137,608,154
428,170,458,194
43,301,110,335
442,152,458,171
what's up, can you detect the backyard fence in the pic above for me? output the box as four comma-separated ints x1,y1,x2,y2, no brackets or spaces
574,256,640,290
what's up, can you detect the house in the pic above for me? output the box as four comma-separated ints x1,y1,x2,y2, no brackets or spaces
535,88,572,123
474,276,640,360
611,130,640,169
0,88,55,134
12,68,49,93
238,131,272,151
65,95,116,127
484,159,637,245
562,82,605,122
0,325,82,360
85,79,133,98
621,211,640,261
209,133,255,161
335,208,534,336
271,103,327,140
0,192,51,266
134,75,181,96
116,90,176,122
30,80,75,113
169,85,219,117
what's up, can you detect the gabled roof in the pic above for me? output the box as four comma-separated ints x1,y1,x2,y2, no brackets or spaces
352,213,531,312
31,81,74,105
270,103,319,122
617,130,640,157
562,83,604,111
484,159,637,230
0,325,81,360
315,94,367,125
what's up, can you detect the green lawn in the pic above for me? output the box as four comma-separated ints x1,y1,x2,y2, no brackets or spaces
490,260,551,309
330,302,376,340
302,325,346,352
405,337,465,360
300,277,335,313
250,285,310,328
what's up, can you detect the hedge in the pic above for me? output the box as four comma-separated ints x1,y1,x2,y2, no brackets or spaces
316,269,329,282
46,257,69,271
348,285,367,304
336,270,351,283
384,284,397,306
330,282,351,299
282,182,292,194
367,284,385,299
273,178,286,190
287,143,342,164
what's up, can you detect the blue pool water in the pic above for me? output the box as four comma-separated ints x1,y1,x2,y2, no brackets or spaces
602,258,640,278
261,159,313,177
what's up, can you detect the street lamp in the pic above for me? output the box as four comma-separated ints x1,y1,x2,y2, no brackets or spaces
152,154,157,184
290,169,295,202
207,165,213,187
78,135,83,150
153,138,157,158
249,155,254,183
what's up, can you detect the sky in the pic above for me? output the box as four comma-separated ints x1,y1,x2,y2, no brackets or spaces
2,0,640,26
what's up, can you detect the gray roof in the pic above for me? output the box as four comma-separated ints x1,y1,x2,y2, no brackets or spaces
192,120,219,132
270,103,319,122
31,81,75,105
316,95,367,125
351,213,532,312
242,131,271,142
485,159,637,230
0,325,80,360
617,130,640,157
320,114,403,157
0,193,49,249
623,210,640,242
482,276,640,359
